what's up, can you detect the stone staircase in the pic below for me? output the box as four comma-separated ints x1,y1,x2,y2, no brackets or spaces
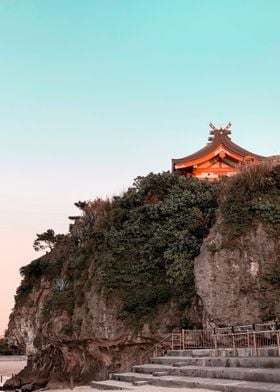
90,348,280,391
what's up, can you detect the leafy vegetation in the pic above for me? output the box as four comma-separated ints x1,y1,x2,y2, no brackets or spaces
42,286,75,318
15,165,279,328
15,256,64,305
92,172,219,323
33,229,66,252
220,164,280,235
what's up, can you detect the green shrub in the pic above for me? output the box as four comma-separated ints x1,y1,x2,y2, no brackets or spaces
221,164,280,235
15,254,64,305
95,172,219,323
42,287,75,318
250,200,280,224
121,286,172,315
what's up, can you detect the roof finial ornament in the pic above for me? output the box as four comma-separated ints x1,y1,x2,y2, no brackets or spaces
209,122,217,131
225,121,232,131
208,121,232,142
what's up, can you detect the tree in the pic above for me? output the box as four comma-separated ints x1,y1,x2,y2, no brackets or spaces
33,229,64,252
74,200,88,211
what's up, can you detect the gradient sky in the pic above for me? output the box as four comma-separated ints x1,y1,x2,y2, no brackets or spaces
1,0,280,334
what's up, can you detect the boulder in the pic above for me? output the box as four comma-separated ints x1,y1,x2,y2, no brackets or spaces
20,383,34,392
3,377,21,390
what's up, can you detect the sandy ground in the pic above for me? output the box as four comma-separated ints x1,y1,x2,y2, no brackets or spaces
0,356,27,376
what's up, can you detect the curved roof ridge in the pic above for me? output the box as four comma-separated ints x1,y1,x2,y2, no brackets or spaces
222,136,265,160
172,130,266,165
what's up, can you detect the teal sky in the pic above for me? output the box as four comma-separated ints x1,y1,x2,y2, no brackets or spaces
1,0,280,333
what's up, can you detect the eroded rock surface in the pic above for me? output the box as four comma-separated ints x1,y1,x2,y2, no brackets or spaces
6,279,182,387
195,220,280,327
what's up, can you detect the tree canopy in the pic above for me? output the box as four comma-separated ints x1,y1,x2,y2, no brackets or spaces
33,229,65,252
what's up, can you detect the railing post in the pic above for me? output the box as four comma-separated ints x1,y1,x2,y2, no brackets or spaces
277,331,280,357
253,332,257,356
213,333,218,356
247,331,250,348
181,329,184,350
232,334,236,356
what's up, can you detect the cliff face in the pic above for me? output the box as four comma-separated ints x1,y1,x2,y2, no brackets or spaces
195,220,280,327
7,272,183,388
6,173,214,389
195,163,280,327
5,166,280,389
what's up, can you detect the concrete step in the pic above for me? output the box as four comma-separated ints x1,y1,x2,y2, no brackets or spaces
152,371,169,377
167,349,213,357
167,347,280,358
132,380,148,386
113,371,280,392
133,363,280,383
90,379,133,390
150,355,280,368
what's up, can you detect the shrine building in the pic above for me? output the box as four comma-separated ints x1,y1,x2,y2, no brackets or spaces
172,123,266,181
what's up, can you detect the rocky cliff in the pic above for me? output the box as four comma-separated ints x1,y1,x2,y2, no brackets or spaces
195,220,280,327
7,277,182,389
5,165,280,389
195,163,280,327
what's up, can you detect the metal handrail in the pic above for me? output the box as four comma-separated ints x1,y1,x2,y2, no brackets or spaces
138,333,180,363
108,333,179,378
108,321,279,378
